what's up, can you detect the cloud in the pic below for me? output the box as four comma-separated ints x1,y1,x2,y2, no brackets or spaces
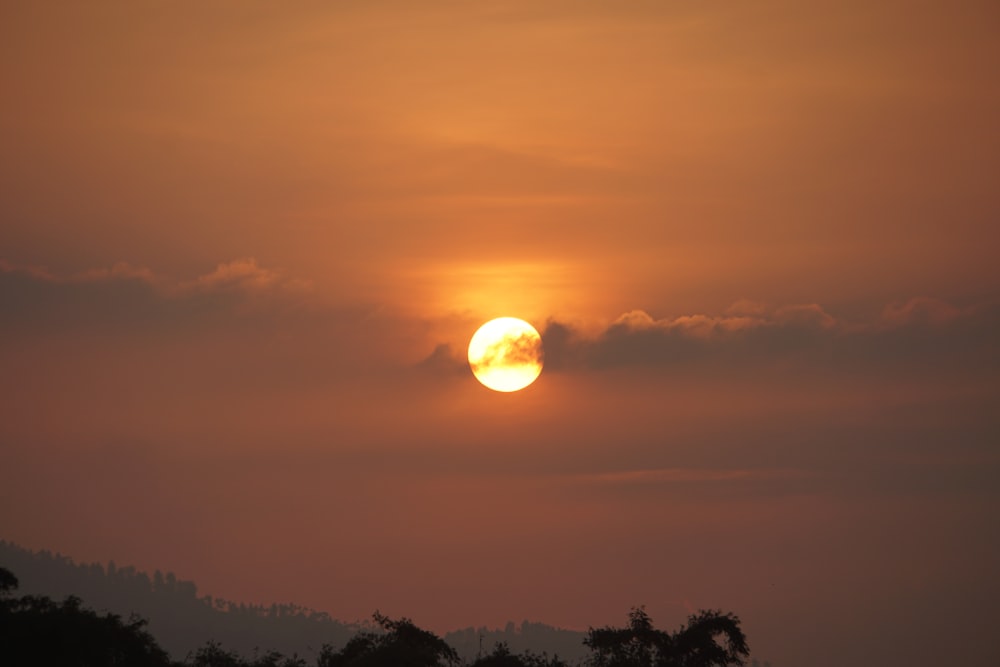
610,309,758,338
0,257,437,394
470,330,543,373
773,303,838,329
1,259,163,332
421,297,1000,377
880,296,962,328
548,464,826,503
0,258,309,336
188,258,302,292
417,343,468,376
541,302,843,371
571,467,811,485
74,262,158,284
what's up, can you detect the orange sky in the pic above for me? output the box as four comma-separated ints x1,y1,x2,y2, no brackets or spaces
2,2,999,666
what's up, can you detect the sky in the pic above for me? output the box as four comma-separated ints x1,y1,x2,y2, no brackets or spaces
1,1,998,665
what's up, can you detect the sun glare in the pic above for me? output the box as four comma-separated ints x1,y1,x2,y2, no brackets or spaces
467,317,543,392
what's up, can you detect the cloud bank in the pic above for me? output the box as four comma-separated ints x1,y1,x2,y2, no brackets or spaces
411,296,999,383
3,258,997,384
0,257,309,334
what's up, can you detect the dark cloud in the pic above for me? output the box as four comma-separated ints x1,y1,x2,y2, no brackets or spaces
531,302,846,372
420,297,1000,378
0,259,420,397
0,258,311,336
6,258,997,384
548,299,999,375
416,343,468,376
1,260,165,332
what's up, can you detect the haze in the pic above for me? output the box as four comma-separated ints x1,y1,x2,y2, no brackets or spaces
2,2,998,666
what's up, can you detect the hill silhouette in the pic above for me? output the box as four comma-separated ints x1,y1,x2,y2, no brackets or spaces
0,540,358,661
0,540,589,663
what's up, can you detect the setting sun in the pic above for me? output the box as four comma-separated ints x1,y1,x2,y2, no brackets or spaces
467,317,543,392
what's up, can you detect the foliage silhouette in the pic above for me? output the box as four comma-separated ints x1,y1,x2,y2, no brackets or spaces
469,641,570,667
1,553,757,667
189,640,307,667
317,611,459,667
0,567,18,596
0,566,172,667
190,641,246,667
447,621,587,663
584,607,748,667
0,540,356,660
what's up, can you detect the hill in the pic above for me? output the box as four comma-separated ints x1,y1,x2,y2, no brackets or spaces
0,540,588,663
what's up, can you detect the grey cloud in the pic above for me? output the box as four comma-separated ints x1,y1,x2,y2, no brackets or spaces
555,299,999,374
421,297,1000,377
416,343,468,376
1,260,171,333
541,303,840,371
0,258,310,335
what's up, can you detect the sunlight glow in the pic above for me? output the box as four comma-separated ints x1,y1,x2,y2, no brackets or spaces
467,317,543,392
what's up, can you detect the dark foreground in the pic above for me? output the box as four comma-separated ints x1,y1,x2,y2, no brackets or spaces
0,566,749,667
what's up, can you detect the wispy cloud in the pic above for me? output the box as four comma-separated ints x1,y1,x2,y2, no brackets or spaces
570,467,811,485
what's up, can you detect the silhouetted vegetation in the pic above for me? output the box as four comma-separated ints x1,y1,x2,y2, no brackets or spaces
1,544,754,667
584,607,748,667
0,540,357,660
0,566,172,666
448,622,586,663
316,611,459,667
188,640,307,667
469,642,569,667
0,541,591,663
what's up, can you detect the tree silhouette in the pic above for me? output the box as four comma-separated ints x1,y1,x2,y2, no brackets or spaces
671,610,749,667
188,640,307,667
317,611,459,667
0,566,172,667
470,641,570,667
0,540,358,659
0,567,18,597
584,607,748,667
1,558,756,667
191,641,246,667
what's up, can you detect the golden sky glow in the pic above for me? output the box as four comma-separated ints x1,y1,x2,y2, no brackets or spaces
1,2,998,666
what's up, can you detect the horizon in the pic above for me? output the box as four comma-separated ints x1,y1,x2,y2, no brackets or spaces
0,538,597,664
1,538,599,635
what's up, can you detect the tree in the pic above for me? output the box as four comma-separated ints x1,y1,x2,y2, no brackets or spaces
585,607,748,667
671,610,749,667
189,639,307,667
470,641,570,667
317,611,458,667
0,567,18,598
0,567,172,667
191,640,245,667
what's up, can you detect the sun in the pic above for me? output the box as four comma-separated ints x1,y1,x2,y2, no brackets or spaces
468,317,544,392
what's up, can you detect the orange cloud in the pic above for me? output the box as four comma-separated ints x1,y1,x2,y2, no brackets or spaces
191,258,284,291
